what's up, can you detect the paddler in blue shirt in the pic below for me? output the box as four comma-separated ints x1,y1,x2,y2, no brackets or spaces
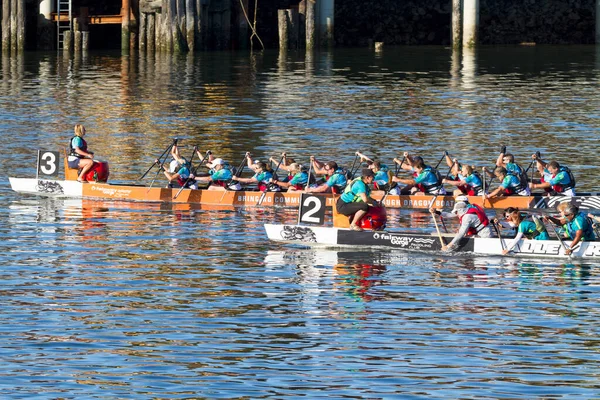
270,163,309,191
356,152,391,191
494,207,550,255
336,168,377,231
192,158,236,190
391,157,446,195
545,205,595,255
233,161,274,192
485,166,530,199
529,156,576,196
305,157,347,194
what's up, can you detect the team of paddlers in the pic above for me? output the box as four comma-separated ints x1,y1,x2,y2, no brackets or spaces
68,130,596,253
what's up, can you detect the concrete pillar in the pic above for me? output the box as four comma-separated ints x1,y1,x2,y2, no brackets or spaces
122,0,131,53
316,0,334,47
306,0,315,50
452,0,461,49
278,10,288,51
463,0,478,48
38,0,53,51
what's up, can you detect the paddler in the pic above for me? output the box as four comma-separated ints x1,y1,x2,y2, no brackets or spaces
305,158,348,194
545,204,595,255
484,166,530,199
430,195,494,251
391,155,446,196
529,154,576,196
493,207,550,255
336,168,377,231
68,124,95,183
270,163,309,191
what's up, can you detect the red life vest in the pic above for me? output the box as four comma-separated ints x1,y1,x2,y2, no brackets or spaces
458,204,490,236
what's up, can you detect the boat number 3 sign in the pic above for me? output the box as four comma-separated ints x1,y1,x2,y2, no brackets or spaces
37,150,60,178
298,194,326,226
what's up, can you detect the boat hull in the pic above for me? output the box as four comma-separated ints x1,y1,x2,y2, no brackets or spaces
264,224,600,259
9,177,600,210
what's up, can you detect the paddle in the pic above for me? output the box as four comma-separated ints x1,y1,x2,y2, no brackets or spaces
146,139,178,192
304,158,313,191
173,148,210,200
492,221,506,251
380,156,405,206
430,210,445,247
139,138,177,181
544,216,572,258
257,154,285,206
434,151,447,170
215,153,247,203
348,153,360,180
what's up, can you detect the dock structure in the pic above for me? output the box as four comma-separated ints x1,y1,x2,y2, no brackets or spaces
277,0,334,51
2,0,600,53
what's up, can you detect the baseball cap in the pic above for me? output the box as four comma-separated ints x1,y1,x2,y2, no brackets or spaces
362,168,375,178
207,158,225,168
452,201,468,214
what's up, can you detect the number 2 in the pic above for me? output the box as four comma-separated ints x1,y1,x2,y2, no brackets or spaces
301,196,322,223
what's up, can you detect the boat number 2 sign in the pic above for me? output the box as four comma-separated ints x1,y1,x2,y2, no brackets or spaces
298,194,326,226
37,150,60,178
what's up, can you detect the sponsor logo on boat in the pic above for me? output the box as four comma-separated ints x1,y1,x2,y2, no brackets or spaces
382,199,453,208
373,232,436,249
584,244,600,257
90,185,133,198
515,242,561,255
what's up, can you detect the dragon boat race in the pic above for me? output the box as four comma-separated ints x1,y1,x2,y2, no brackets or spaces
1,0,600,397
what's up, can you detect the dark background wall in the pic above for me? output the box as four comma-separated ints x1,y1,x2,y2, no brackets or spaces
332,0,596,46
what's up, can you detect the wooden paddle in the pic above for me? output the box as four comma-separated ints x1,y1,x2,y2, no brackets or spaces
430,210,445,247
146,139,178,192
257,154,285,206
139,138,177,181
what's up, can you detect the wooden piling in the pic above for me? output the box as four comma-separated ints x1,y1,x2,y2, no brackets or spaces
74,31,82,53
10,0,17,52
305,0,315,50
122,0,131,53
452,0,462,49
2,0,10,52
139,12,147,52
82,31,89,52
185,0,195,51
287,9,299,49
16,0,23,51
278,9,288,51
63,30,72,53
148,13,156,52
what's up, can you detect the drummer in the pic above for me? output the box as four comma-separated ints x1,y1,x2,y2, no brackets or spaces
68,124,95,183
336,168,377,231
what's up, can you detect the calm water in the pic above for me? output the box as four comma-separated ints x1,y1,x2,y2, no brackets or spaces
1,46,600,398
